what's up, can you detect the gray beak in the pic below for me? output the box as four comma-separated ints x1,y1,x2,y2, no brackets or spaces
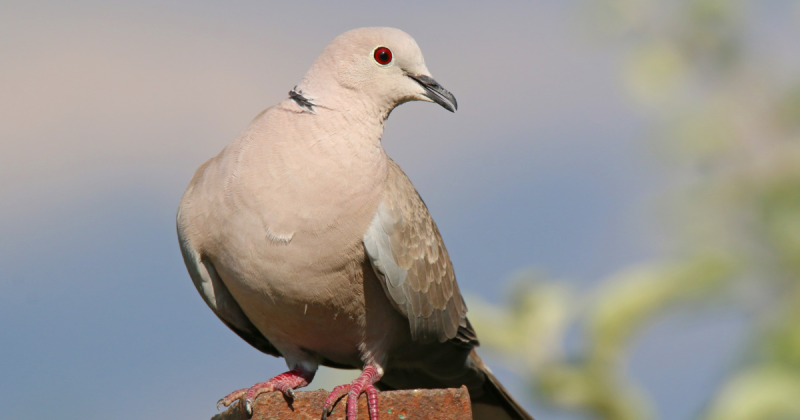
407,74,458,112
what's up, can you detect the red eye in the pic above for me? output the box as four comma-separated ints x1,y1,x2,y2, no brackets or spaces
374,47,392,65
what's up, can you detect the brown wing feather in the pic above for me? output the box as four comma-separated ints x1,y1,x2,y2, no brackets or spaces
364,158,473,344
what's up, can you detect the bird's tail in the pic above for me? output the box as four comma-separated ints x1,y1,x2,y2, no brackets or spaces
469,351,535,420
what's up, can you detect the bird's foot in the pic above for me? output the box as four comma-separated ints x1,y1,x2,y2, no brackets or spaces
216,367,315,416
322,365,382,420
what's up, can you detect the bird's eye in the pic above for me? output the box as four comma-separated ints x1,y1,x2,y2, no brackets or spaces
373,47,392,65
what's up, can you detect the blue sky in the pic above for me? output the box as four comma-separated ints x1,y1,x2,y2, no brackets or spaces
0,1,761,419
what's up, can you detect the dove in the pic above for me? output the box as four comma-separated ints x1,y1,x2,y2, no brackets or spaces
177,27,534,420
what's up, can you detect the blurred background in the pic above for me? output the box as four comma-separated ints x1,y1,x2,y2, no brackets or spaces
2,1,799,419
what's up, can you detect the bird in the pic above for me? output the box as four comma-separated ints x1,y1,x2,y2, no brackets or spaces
177,27,534,420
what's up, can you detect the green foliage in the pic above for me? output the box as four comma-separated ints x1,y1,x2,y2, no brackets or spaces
470,1,800,419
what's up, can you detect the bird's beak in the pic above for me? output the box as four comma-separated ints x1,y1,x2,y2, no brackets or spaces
407,74,458,112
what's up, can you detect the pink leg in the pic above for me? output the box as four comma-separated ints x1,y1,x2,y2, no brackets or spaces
217,367,315,416
322,366,382,420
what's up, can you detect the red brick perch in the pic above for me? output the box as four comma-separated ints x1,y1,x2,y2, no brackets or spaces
211,386,472,420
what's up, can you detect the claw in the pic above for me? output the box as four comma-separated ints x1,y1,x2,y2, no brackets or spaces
215,367,315,416
323,366,382,420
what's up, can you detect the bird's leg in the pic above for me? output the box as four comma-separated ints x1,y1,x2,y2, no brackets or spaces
322,365,382,420
217,367,315,416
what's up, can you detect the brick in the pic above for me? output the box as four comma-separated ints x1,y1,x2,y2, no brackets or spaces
211,386,472,420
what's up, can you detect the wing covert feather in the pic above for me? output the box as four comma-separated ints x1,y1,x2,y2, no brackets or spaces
364,159,471,344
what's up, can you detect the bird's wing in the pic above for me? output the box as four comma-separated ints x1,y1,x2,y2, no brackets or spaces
364,158,474,344
177,183,281,358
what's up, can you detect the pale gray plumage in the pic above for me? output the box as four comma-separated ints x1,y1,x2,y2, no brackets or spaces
177,27,533,420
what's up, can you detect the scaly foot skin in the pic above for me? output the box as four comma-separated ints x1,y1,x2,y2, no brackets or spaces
217,367,315,416
322,366,382,420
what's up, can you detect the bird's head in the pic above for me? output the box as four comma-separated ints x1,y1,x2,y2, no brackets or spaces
295,27,457,115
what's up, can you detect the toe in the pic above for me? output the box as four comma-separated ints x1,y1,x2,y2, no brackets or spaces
366,385,380,420
323,384,352,417
346,389,363,420
217,389,247,410
244,384,274,415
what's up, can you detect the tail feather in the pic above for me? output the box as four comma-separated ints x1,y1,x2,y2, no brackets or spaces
375,347,535,420
470,351,535,420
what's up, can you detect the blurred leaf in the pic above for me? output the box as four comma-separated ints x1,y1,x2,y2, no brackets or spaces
624,42,687,104
703,367,800,420
467,276,573,369
537,363,652,420
588,255,733,361
774,85,800,134
668,102,737,158
477,2,800,420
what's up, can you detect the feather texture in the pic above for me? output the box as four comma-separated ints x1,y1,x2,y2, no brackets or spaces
364,159,468,343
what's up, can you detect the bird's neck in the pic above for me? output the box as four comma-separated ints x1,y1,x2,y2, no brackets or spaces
293,79,394,134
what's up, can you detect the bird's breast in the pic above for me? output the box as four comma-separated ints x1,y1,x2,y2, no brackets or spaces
215,138,387,291
188,107,390,362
